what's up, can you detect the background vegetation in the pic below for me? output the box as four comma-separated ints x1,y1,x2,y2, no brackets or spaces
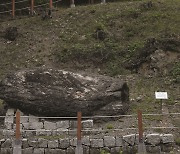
0,0,179,120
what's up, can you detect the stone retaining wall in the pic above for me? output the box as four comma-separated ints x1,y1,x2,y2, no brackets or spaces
3,109,93,138
0,109,175,154
3,118,94,138
0,133,175,154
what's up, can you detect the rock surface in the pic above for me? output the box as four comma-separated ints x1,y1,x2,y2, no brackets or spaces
4,27,18,41
0,68,129,116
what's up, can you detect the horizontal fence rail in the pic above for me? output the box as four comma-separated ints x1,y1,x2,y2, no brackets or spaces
0,127,179,132
0,127,179,133
0,0,29,6
0,0,62,15
1,112,179,135
1,112,180,118
0,0,106,16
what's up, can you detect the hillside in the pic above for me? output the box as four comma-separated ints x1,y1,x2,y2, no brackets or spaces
0,0,179,77
0,0,179,143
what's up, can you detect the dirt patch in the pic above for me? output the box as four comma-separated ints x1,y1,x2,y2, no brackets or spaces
124,38,180,76
138,50,179,76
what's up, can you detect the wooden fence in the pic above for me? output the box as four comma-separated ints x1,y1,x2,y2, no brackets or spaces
10,110,179,154
0,0,106,18
0,109,179,153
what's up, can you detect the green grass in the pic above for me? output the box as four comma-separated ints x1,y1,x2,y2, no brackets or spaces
0,99,3,107
175,137,180,146
0,99,5,115
100,149,110,154
154,128,164,133
170,62,180,83
143,115,162,122
0,0,179,78
106,124,114,129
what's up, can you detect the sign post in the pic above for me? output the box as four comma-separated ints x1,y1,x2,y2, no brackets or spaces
155,92,168,100
155,92,168,110
138,110,143,143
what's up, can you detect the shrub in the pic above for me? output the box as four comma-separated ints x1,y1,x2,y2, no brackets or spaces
170,62,180,83
106,124,114,129
175,137,180,146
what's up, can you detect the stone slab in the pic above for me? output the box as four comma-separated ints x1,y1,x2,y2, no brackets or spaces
145,133,161,146
48,140,59,148
22,147,33,154
146,145,161,153
104,136,115,147
29,116,39,122
34,148,45,154
82,120,93,129
116,136,123,147
161,134,174,144
6,109,15,116
59,138,70,149
29,122,43,130
38,138,48,148
0,148,13,154
56,121,70,129
90,139,103,148
44,121,57,130
123,134,136,146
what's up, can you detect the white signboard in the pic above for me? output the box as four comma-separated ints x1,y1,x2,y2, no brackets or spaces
155,92,168,99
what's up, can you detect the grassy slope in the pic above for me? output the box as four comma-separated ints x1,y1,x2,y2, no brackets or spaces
0,0,179,114
0,0,179,76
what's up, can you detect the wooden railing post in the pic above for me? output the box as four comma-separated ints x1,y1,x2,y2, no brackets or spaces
12,0,15,18
137,110,146,154
75,112,83,154
49,0,53,10
15,110,21,140
31,0,34,15
49,0,53,17
13,110,22,154
77,111,82,141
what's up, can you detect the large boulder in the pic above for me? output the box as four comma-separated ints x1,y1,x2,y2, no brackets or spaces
0,68,129,117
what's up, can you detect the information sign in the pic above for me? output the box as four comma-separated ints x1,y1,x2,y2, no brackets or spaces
155,92,168,99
